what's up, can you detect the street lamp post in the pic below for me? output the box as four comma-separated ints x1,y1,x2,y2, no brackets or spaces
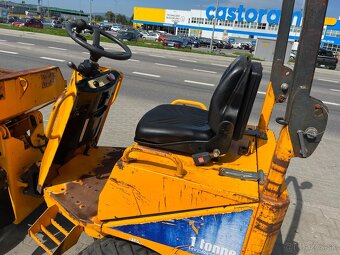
209,0,220,53
89,0,93,24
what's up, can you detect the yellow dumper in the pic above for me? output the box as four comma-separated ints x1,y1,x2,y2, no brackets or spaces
0,0,329,254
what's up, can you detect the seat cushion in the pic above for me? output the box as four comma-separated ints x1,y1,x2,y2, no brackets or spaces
135,104,213,144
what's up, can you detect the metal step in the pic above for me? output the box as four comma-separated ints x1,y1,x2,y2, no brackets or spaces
28,205,83,255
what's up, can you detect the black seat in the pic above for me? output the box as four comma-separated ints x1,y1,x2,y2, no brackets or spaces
134,56,263,155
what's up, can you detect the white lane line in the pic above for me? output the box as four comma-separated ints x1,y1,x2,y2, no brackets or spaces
184,80,215,87
180,59,197,63
193,69,217,74
48,46,67,51
0,39,7,42
211,63,227,67
128,59,140,62
324,101,340,106
155,63,177,68
0,50,19,55
17,42,35,46
330,89,340,92
133,72,161,78
148,54,165,58
257,91,266,95
40,57,66,62
317,78,339,83
82,52,90,54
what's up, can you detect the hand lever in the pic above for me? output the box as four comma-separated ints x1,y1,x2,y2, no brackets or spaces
67,61,79,72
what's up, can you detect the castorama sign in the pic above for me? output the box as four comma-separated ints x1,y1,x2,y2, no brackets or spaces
206,5,302,26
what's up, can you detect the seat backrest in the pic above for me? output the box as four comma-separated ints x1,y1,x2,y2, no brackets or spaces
208,56,252,136
233,62,263,140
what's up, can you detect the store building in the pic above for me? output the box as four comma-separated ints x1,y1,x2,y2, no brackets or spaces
132,6,340,53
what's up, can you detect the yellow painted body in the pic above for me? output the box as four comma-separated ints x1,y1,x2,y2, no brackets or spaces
37,125,285,254
0,66,65,224
20,60,296,254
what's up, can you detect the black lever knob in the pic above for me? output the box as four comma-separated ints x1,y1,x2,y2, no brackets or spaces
67,61,78,72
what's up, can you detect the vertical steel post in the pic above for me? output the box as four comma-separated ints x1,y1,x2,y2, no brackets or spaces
285,0,329,121
209,0,220,53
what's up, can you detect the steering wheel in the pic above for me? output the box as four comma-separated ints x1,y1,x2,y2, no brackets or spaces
65,19,132,61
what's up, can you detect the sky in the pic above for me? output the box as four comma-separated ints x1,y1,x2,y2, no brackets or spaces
16,0,340,18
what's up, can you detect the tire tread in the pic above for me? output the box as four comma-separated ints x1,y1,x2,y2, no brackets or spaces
79,237,160,255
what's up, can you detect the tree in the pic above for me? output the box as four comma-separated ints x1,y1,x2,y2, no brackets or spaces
95,15,104,22
105,11,114,22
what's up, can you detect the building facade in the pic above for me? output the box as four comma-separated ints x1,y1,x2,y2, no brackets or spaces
0,0,88,21
132,6,340,53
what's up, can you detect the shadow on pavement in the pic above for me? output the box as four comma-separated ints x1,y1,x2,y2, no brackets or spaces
0,204,47,254
272,176,313,254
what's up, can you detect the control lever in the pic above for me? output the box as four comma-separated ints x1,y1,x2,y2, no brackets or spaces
67,61,79,72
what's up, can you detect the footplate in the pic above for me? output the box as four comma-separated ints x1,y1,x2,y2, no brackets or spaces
28,205,83,255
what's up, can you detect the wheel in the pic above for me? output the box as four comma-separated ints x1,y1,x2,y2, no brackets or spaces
78,237,160,255
329,66,336,70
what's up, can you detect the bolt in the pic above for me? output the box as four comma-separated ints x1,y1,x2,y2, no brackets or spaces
211,149,220,158
314,104,322,110
281,83,289,91
305,127,318,140
278,95,286,103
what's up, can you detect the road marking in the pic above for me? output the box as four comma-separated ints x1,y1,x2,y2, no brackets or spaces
324,101,340,106
211,63,227,67
82,52,90,54
0,39,7,42
180,59,197,63
155,63,177,68
133,72,161,78
48,46,67,51
257,91,266,95
128,59,140,62
330,89,340,92
0,50,18,55
184,80,215,87
193,69,217,74
40,57,66,62
17,42,35,46
317,78,339,83
148,54,165,58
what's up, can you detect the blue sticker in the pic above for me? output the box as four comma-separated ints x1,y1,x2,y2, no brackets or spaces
114,210,253,255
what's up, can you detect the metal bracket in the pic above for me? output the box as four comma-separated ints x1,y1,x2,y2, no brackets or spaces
219,168,265,184
244,128,268,140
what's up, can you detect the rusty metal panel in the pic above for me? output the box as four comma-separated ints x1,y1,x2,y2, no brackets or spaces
0,66,66,123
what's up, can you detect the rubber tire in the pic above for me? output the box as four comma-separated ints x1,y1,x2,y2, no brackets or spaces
78,237,160,255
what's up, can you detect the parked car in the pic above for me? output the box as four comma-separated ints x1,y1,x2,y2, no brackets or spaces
231,42,242,49
142,32,159,41
186,37,200,48
163,37,192,49
7,16,19,23
117,31,140,41
158,33,172,42
223,41,233,49
317,48,338,70
139,30,148,38
99,23,113,30
51,20,62,28
12,18,43,29
198,37,216,47
240,42,252,50
111,25,121,32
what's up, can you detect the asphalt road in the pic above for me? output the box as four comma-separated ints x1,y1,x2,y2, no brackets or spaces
0,30,340,255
